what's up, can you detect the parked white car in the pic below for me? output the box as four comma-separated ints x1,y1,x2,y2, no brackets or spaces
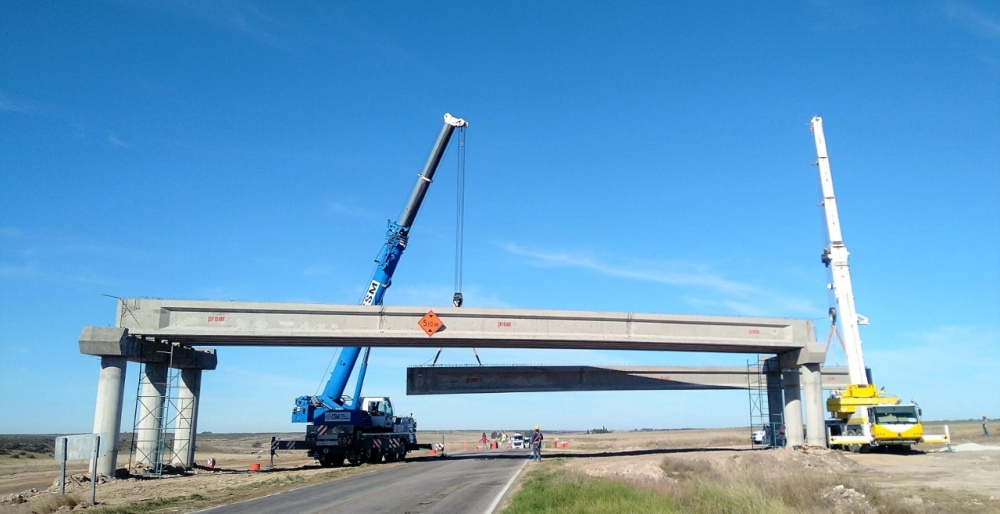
511,433,525,449
751,429,767,444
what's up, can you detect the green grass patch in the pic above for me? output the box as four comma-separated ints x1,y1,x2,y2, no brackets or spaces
502,456,991,514
501,462,807,514
503,461,682,514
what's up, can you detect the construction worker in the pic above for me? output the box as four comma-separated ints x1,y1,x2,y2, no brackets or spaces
984,414,990,437
531,425,544,461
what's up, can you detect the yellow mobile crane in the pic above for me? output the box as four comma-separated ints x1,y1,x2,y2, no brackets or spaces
810,117,949,453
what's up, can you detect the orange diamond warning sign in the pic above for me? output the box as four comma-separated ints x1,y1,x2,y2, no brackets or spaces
418,310,444,337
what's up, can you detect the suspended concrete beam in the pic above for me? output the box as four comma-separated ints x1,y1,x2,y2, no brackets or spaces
405,365,850,395
114,299,825,364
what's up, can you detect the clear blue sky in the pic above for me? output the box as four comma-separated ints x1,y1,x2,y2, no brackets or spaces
2,2,998,435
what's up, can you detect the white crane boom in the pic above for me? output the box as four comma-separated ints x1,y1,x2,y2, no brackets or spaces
810,116,869,386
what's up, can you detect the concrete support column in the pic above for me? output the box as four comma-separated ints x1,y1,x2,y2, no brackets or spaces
764,359,784,447
782,368,804,447
92,356,127,477
135,363,168,467
171,368,202,468
801,363,826,447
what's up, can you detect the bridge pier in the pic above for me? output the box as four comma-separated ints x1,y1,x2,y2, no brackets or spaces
171,368,202,468
781,367,804,447
801,363,826,447
92,354,127,476
79,327,217,476
135,362,168,467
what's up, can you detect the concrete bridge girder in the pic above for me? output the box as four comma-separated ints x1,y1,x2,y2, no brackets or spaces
405,365,850,395
115,299,824,360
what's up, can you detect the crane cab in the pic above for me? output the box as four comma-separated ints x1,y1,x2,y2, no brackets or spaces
361,396,395,429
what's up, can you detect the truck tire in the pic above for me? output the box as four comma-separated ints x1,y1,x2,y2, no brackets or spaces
847,429,862,453
320,455,345,468
365,446,383,464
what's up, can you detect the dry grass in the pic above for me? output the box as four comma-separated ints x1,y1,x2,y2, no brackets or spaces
4,493,81,514
923,420,989,443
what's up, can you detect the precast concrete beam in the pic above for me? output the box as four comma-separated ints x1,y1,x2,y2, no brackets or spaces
406,365,850,395
115,299,822,358
79,326,217,370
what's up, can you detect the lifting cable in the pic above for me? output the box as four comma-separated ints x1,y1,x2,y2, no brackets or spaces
452,125,467,308
434,125,481,366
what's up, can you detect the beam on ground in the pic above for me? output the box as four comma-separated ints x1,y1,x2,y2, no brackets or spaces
406,365,850,394
115,299,823,361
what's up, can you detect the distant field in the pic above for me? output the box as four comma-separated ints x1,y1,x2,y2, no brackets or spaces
1,418,982,452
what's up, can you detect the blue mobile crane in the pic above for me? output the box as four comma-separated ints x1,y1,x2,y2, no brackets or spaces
274,113,467,467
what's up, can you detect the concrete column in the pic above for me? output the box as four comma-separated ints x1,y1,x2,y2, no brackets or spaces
92,356,127,477
135,363,168,467
801,363,826,447
782,368,804,447
764,360,784,447
171,368,202,468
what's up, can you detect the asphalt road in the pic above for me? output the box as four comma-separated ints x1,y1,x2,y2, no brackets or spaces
196,453,530,514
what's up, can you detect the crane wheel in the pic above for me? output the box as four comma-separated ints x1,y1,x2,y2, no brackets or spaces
847,429,862,453
320,455,344,468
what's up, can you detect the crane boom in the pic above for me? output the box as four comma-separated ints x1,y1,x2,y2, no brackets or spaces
295,113,467,417
810,116,950,452
810,116,869,386
284,113,467,467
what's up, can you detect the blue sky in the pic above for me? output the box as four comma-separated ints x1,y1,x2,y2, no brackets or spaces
1,2,998,435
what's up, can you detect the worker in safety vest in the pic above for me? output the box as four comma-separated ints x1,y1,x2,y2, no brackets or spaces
531,426,544,461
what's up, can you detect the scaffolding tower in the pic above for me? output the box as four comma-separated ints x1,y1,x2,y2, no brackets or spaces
128,345,181,477
747,357,769,447
748,356,786,448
